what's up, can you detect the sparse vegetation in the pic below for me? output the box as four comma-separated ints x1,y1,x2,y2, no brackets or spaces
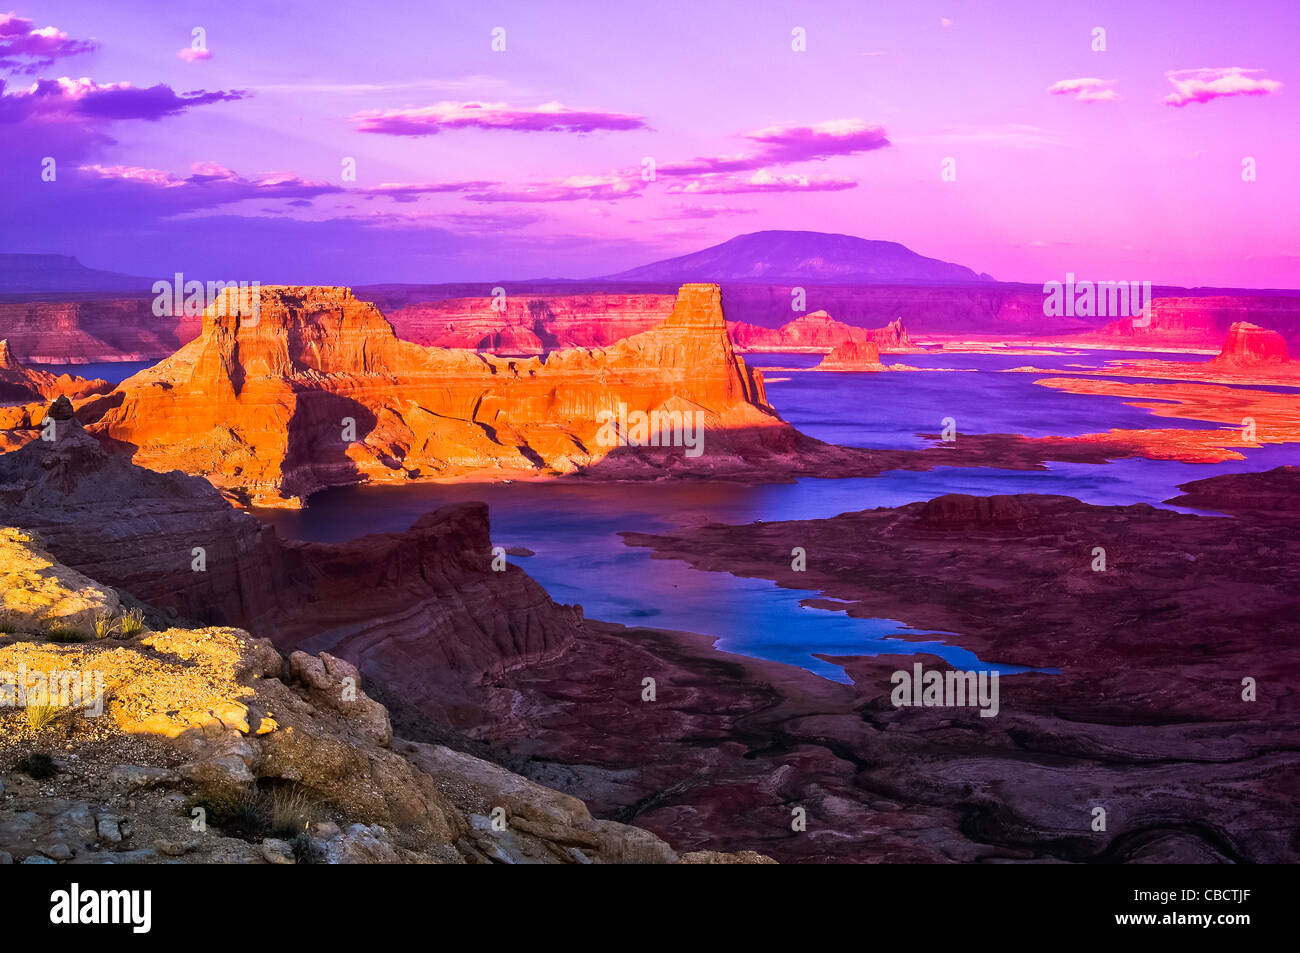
45,626,91,644
185,785,270,842
268,784,317,839
25,700,67,731
17,752,56,779
91,607,147,639
119,607,147,637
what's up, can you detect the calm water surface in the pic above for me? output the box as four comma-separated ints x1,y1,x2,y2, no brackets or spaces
255,350,1300,682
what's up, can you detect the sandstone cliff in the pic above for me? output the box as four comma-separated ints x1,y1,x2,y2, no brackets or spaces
0,297,198,364
388,293,674,353
0,406,585,726
0,527,768,864
1085,296,1300,348
0,340,111,404
728,312,912,352
75,283,789,506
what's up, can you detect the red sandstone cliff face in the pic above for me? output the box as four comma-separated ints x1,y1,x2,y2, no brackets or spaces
814,340,884,370
0,297,199,363
0,409,585,720
76,283,787,505
728,312,912,352
387,293,674,352
1087,296,1300,348
1210,321,1292,367
0,339,111,404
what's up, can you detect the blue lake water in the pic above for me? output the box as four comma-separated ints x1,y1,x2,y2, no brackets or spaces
40,361,154,384
255,350,1300,682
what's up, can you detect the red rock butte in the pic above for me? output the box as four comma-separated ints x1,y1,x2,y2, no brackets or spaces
75,283,791,505
1210,321,1292,367
816,340,884,370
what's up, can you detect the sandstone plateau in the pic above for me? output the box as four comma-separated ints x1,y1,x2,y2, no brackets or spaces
68,283,896,505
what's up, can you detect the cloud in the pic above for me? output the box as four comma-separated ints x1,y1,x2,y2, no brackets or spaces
1162,67,1283,106
177,47,212,62
0,77,247,123
0,12,97,72
1047,77,1119,103
77,161,341,210
361,180,498,203
351,99,647,135
652,204,756,220
660,119,888,176
665,169,857,194
467,173,644,203
76,161,496,210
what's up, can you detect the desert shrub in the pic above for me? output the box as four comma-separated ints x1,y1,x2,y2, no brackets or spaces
92,612,117,639
25,700,67,731
17,752,56,779
291,831,322,864
185,785,269,842
118,608,147,637
268,784,317,839
45,626,90,644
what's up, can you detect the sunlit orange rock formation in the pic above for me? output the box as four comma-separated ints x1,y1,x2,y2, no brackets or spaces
77,283,788,505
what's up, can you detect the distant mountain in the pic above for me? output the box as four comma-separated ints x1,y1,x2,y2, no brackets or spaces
601,230,993,285
0,254,152,294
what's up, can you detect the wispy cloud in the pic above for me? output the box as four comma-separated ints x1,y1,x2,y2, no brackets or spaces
467,172,644,203
0,12,97,73
660,119,888,176
664,169,857,194
1047,77,1119,103
351,100,646,135
177,47,212,63
1162,67,1283,107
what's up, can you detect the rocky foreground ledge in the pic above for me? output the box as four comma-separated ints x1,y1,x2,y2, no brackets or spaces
0,528,770,864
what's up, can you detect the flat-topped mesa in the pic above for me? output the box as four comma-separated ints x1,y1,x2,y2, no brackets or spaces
816,340,884,370
75,282,791,505
1210,321,1292,367
727,311,913,353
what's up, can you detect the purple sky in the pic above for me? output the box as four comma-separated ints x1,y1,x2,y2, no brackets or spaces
2,0,1297,287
